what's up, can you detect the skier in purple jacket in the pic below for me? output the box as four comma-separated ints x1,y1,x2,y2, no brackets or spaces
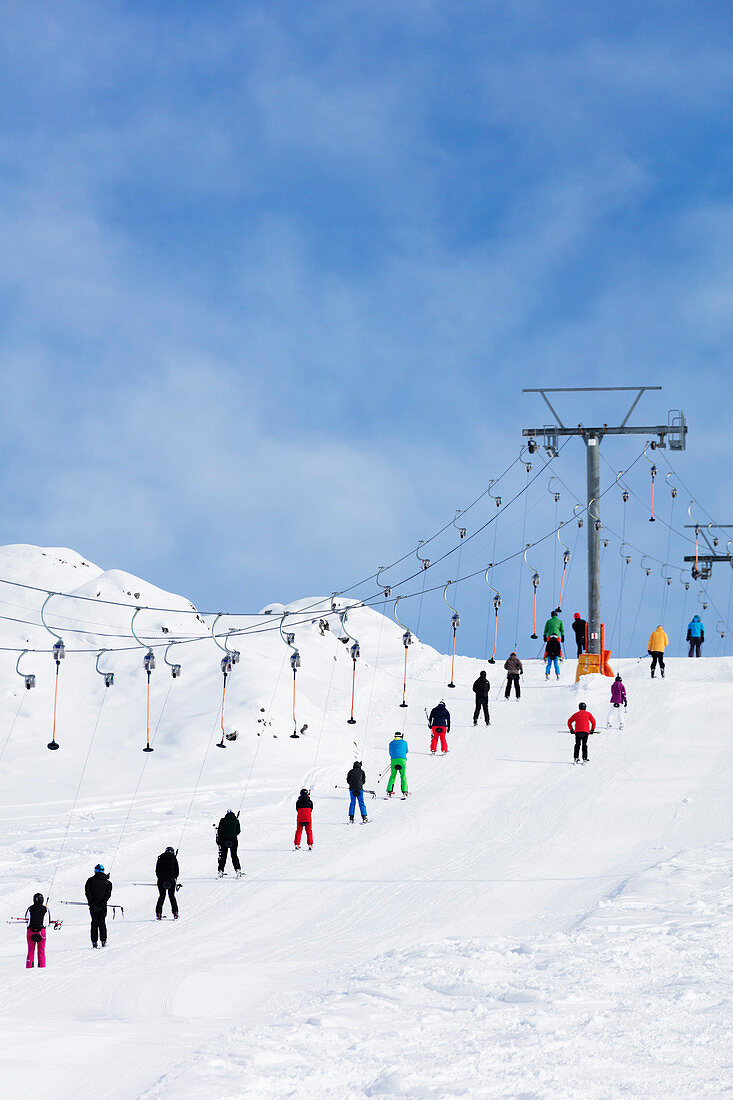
606,674,627,730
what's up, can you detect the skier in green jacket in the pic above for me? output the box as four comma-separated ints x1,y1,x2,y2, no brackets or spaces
543,609,564,642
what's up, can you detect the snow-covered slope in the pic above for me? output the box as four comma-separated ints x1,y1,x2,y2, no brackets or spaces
0,547,731,1099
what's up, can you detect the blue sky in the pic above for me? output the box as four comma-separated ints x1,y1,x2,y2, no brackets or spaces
1,0,732,661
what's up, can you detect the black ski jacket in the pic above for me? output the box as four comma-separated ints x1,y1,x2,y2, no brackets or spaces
85,872,112,910
572,619,586,644
346,764,366,792
545,636,562,659
25,902,49,932
472,674,490,699
217,812,240,842
156,851,179,883
428,703,451,731
296,792,313,811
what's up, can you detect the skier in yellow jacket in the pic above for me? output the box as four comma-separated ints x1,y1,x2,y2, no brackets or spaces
648,626,669,679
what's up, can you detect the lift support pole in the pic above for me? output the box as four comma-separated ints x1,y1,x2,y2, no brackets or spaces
521,387,687,655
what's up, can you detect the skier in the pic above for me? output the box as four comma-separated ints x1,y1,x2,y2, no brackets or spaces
24,892,50,968
155,846,179,920
606,674,627,729
346,761,369,823
571,613,587,657
503,652,523,699
687,615,705,658
567,702,596,764
294,788,314,849
647,625,669,678
543,609,564,643
216,809,243,878
386,732,409,797
427,700,450,754
545,634,562,679
84,864,112,948
472,671,491,726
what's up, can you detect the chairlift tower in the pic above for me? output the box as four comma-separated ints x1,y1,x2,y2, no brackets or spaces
521,387,687,655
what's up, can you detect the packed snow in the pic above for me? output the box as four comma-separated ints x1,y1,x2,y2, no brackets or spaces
0,546,731,1099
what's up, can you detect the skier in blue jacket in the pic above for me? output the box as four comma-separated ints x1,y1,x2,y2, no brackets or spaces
386,732,409,797
687,615,704,658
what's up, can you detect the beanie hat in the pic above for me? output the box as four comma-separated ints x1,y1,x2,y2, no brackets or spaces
615,674,622,681
574,612,581,620
300,788,308,796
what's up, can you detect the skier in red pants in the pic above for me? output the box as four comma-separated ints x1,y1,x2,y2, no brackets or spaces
427,700,451,754
294,788,313,850
25,892,49,968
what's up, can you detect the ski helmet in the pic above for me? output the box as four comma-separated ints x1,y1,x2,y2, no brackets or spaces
394,731,403,739
578,702,587,710
300,788,308,796
33,892,43,904
165,846,175,854
94,863,105,873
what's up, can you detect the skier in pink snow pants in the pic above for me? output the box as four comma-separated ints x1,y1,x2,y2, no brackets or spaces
25,893,49,968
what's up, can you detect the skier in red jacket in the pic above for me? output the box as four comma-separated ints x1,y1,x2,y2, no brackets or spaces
294,789,313,850
567,702,596,765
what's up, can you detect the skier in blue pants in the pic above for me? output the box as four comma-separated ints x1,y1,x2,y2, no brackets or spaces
346,762,368,822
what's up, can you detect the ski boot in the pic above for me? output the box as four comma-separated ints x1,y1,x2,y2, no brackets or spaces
236,870,245,878
361,816,369,824
349,814,354,822
308,844,313,850
294,845,300,850
218,870,225,878
156,914,162,921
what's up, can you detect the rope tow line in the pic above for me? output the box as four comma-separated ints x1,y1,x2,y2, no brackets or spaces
211,613,241,749
484,569,501,664
279,612,302,739
524,546,541,641
132,608,157,753
442,582,460,689
338,608,360,725
40,593,65,751
393,596,413,709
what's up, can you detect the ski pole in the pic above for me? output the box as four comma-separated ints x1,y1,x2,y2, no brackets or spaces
334,785,377,798
59,901,125,918
131,882,183,891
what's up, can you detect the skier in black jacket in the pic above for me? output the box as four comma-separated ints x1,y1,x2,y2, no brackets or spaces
216,810,243,877
346,762,368,822
84,864,112,948
155,846,179,919
472,671,490,726
572,613,587,657
25,893,50,968
428,700,451,753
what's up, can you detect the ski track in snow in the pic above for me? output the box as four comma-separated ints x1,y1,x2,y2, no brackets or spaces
0,547,732,1099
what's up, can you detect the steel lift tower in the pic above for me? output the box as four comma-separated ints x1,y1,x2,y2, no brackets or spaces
521,387,687,657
